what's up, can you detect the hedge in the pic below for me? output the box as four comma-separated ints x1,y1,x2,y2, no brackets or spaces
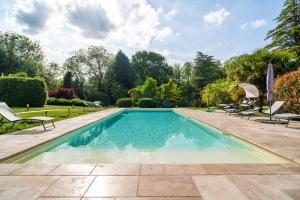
0,77,47,107
116,98,133,107
137,98,159,108
274,68,300,113
47,97,86,106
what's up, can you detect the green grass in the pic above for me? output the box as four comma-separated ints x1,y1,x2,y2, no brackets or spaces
0,105,110,135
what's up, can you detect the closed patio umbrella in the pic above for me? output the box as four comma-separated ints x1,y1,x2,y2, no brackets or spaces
266,63,274,120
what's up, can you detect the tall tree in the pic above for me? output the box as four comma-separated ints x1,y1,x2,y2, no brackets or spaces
131,51,172,84
0,32,45,76
191,52,224,90
110,50,136,89
266,0,300,58
182,62,192,82
63,71,72,88
42,62,62,89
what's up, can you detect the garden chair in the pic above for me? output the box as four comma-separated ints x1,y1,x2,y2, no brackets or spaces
0,102,55,132
273,113,300,128
240,107,260,120
263,101,285,116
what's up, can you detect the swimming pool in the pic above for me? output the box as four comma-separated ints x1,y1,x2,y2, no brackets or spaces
9,109,290,164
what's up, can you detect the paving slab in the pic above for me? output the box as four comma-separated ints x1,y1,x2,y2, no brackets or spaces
91,164,140,176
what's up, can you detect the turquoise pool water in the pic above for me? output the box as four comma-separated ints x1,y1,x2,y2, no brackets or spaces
15,109,289,164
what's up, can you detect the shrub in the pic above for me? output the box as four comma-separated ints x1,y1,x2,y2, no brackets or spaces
47,97,86,106
0,77,47,107
48,87,76,99
137,98,159,108
116,98,133,107
274,68,300,113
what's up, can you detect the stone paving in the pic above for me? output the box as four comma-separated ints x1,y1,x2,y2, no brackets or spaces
0,108,299,199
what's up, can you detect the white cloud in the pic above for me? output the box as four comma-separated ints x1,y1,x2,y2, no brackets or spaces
240,19,267,30
155,27,173,41
164,8,178,21
251,19,267,28
203,8,230,27
5,0,174,63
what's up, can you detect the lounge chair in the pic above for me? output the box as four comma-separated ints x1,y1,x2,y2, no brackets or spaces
263,101,285,116
0,102,55,132
273,113,300,128
240,107,260,120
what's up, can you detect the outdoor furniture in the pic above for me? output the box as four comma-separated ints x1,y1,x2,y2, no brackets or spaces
240,107,260,120
0,102,55,132
255,101,285,124
262,101,285,116
273,113,300,128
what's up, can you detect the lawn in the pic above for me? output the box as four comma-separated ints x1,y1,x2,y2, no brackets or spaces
0,105,108,134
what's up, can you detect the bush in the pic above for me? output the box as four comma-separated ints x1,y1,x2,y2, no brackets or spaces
116,98,133,107
274,68,300,113
47,97,86,106
137,98,159,108
0,77,47,107
48,87,77,99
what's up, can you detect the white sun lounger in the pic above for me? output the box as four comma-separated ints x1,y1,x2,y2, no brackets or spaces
0,102,55,132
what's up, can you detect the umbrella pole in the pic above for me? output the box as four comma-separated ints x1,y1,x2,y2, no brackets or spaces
269,101,272,121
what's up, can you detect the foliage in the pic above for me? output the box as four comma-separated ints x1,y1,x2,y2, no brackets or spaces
202,79,231,106
63,71,72,88
131,51,173,84
140,77,158,98
47,97,86,106
128,86,143,103
137,98,159,108
8,72,28,78
40,63,62,89
266,0,300,59
224,48,298,106
116,98,133,107
48,87,76,99
110,50,136,89
0,76,47,107
64,45,114,101
274,68,300,113
0,32,45,77
159,79,180,103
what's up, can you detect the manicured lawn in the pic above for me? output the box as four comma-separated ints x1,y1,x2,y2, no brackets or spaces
0,105,109,134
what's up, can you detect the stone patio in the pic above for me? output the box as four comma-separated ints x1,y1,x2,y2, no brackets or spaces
0,108,299,199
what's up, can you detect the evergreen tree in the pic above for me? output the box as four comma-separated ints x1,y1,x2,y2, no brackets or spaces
63,71,72,88
111,50,136,89
266,0,300,58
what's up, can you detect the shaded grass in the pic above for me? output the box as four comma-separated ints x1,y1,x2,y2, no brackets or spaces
0,105,110,134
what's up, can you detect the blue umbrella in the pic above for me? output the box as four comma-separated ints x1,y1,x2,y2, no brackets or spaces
266,63,274,120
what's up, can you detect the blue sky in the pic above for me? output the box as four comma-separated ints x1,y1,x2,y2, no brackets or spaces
0,0,283,65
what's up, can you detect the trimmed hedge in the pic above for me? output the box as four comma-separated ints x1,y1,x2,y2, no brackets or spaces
137,98,158,108
0,77,47,107
47,97,86,106
116,98,133,107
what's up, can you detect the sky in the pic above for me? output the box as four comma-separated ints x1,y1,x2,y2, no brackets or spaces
0,0,284,65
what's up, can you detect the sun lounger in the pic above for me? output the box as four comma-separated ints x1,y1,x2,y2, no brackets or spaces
273,113,300,128
255,101,285,124
0,102,55,132
240,107,260,120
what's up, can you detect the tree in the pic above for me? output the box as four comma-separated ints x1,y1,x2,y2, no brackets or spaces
182,62,192,82
191,52,224,90
0,32,45,77
266,0,300,58
63,71,72,88
131,51,172,84
110,50,136,89
129,77,158,100
41,63,62,89
172,64,182,85
63,45,113,101
160,79,180,103
224,48,298,107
